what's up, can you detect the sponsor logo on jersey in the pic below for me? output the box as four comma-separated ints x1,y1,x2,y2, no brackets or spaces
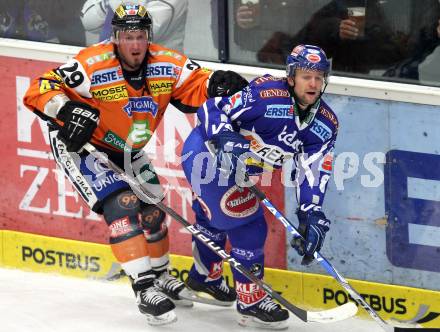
91,67,124,86
109,217,134,238
228,91,243,109
264,105,294,119
231,248,261,261
22,245,100,272
254,75,284,85
39,78,61,94
220,186,259,218
208,261,223,280
247,137,291,166
146,62,179,78
278,125,302,150
103,130,136,152
150,50,183,61
46,70,63,80
149,80,173,96
319,106,338,129
236,281,266,306
259,88,290,99
310,119,332,142
91,84,128,101
123,96,159,117
319,152,334,173
242,86,255,107
86,51,115,65
93,173,123,192
128,120,152,145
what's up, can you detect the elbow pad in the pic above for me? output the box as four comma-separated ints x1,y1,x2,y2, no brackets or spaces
44,94,70,118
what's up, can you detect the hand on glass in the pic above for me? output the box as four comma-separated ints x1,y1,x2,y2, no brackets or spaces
339,19,359,40
437,19,440,38
236,5,258,29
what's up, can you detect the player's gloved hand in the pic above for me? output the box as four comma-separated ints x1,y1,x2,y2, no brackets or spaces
56,100,100,152
208,70,248,97
211,130,250,172
290,209,331,266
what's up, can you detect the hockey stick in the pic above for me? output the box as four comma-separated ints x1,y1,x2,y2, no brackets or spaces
34,110,357,324
245,179,437,332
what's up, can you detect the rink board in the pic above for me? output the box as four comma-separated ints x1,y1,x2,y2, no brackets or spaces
0,230,439,328
285,94,440,291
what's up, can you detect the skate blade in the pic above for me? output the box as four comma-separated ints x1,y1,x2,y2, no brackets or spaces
145,310,177,326
237,314,289,330
179,288,235,307
172,295,194,308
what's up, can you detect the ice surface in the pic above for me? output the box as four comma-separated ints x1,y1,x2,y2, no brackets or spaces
0,268,383,332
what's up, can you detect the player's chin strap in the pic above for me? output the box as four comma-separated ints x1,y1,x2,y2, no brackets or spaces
234,159,429,332
34,109,357,324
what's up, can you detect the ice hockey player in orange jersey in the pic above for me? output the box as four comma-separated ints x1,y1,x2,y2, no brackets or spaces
23,2,247,326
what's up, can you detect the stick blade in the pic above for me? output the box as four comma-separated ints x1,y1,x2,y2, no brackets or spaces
306,302,358,323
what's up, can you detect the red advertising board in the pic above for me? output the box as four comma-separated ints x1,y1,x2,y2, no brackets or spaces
0,55,286,268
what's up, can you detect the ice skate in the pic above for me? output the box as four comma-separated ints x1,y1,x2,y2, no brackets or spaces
154,270,194,307
184,275,236,306
237,295,289,330
132,271,177,325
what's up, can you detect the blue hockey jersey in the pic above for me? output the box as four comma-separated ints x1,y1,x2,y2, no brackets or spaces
196,74,339,211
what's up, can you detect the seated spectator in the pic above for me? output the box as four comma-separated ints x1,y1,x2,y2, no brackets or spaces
383,6,440,81
237,0,440,83
81,0,188,51
257,0,406,74
0,0,85,46
232,0,302,54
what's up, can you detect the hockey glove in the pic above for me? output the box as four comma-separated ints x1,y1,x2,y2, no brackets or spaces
56,101,100,152
291,209,331,266
211,130,250,172
208,70,249,97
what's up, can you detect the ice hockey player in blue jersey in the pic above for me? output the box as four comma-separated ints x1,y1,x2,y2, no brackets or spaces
181,44,338,330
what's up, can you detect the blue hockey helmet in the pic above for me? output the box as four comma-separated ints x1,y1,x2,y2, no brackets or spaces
286,45,330,78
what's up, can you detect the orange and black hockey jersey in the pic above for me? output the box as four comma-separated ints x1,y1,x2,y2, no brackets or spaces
23,41,212,151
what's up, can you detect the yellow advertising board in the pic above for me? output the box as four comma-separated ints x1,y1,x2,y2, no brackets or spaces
1,230,439,328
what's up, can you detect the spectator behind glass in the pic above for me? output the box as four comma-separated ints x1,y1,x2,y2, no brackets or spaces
237,0,440,83
80,0,188,51
383,1,440,81
255,0,406,75
0,0,85,46
233,0,305,54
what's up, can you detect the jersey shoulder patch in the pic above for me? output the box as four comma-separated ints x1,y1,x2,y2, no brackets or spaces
317,101,339,133
250,76,290,102
148,43,186,65
76,43,116,68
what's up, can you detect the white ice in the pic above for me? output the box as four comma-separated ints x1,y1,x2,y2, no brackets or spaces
0,267,383,332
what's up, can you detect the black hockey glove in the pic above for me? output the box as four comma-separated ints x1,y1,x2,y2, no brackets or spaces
208,70,249,97
211,130,250,173
291,209,331,266
56,101,100,152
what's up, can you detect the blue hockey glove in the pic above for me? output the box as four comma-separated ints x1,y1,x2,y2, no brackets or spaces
291,209,331,266
211,130,250,172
